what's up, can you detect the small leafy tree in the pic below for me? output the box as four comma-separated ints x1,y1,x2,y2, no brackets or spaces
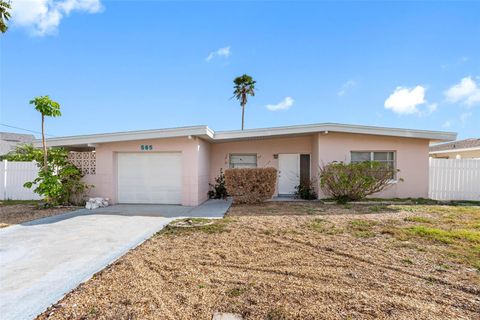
208,169,228,199
29,96,62,172
3,145,91,206
0,0,11,34
233,74,256,130
319,161,401,203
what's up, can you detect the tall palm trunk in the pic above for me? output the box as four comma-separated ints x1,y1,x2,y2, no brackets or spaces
241,103,245,130
41,114,48,172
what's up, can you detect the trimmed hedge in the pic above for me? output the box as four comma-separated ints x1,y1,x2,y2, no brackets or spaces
224,167,277,204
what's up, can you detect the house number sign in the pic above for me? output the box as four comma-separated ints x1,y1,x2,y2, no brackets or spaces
141,144,153,151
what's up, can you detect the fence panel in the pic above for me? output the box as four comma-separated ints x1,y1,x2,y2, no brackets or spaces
429,158,480,201
0,160,41,201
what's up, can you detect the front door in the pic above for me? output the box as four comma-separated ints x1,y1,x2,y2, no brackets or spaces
278,154,300,195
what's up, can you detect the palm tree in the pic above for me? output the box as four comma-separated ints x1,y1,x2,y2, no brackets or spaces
0,0,11,34
29,96,62,172
233,74,256,130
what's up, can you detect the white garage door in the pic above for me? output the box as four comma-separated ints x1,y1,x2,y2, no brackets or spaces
117,153,182,204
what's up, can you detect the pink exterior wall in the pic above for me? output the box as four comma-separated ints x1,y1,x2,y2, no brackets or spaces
197,138,211,204
84,132,431,206
85,136,204,206
317,132,430,198
311,133,320,194
210,136,313,196
210,133,429,199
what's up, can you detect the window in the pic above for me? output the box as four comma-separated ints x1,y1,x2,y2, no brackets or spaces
351,151,396,179
229,154,257,168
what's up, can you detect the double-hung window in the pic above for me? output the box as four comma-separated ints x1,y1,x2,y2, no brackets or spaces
229,154,257,168
350,151,396,179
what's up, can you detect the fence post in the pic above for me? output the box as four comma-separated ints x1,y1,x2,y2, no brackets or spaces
3,160,7,201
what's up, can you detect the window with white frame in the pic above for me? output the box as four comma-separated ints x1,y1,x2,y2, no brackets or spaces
351,151,396,179
229,154,257,168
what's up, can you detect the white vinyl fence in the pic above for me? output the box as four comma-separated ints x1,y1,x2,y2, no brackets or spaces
429,158,480,201
0,160,41,200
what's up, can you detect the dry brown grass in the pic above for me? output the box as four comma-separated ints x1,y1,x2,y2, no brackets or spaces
0,202,78,227
38,202,480,320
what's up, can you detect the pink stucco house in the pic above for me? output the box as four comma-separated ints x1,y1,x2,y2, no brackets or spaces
35,123,456,206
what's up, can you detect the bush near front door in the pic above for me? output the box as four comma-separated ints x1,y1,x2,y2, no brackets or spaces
224,168,277,204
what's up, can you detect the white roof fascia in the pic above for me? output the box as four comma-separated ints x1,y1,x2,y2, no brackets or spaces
33,123,456,147
429,146,480,154
213,123,456,142
34,125,211,147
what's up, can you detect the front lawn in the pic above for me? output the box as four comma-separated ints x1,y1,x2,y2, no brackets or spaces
38,202,480,319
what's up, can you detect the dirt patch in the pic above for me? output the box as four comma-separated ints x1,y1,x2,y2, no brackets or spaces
228,201,400,216
37,204,480,320
0,203,79,226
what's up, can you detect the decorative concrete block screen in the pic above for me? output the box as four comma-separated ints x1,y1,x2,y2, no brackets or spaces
0,160,42,200
68,152,96,175
429,158,480,201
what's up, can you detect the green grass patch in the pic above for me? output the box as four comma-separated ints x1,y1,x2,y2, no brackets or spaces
157,218,232,236
406,226,480,244
353,230,376,238
369,205,388,213
349,219,377,229
226,286,248,297
348,219,378,238
307,218,341,234
404,216,433,223
386,207,480,270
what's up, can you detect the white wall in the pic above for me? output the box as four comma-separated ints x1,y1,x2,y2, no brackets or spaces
0,160,42,200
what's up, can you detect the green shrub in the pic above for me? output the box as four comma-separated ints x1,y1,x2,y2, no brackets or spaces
4,145,91,206
224,167,277,204
319,161,401,203
294,178,318,200
208,169,228,199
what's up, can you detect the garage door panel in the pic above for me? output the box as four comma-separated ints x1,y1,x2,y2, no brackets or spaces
117,153,182,204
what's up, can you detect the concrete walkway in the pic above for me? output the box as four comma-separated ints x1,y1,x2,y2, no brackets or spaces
0,199,231,320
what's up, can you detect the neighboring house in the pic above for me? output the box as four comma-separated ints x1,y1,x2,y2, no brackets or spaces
34,123,456,206
0,132,35,156
429,138,480,159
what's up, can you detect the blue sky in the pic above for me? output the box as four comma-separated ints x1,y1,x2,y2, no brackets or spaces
1,1,479,139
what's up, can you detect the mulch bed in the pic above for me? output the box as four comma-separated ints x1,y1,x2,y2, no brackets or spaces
0,204,79,227
37,204,480,320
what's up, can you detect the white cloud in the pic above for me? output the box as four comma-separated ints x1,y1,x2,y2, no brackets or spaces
444,76,480,106
205,46,231,62
12,0,103,36
266,97,294,111
442,120,452,128
384,85,436,116
426,103,437,114
460,112,472,125
337,80,356,96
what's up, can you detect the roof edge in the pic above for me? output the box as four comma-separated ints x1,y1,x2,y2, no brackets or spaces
429,146,480,154
34,125,211,147
213,123,456,142
34,122,457,147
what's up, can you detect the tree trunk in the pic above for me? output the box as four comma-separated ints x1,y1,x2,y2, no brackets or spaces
42,114,47,172
241,103,245,130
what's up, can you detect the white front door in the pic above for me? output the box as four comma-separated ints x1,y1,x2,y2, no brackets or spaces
117,152,182,204
278,154,300,195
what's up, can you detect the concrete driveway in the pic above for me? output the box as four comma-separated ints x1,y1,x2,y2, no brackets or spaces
0,199,231,320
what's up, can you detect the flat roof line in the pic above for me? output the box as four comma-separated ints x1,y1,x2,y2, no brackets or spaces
34,122,457,147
